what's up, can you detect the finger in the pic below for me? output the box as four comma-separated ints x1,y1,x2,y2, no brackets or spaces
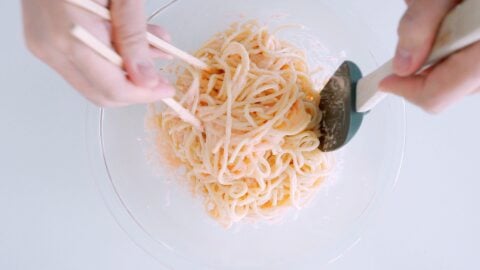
381,42,480,113
379,74,427,107
117,79,175,104
110,0,158,88
93,0,109,6
149,48,174,59
404,0,415,6
68,66,125,107
472,86,480,95
147,24,174,59
147,24,171,43
69,39,175,106
50,53,119,107
394,0,459,76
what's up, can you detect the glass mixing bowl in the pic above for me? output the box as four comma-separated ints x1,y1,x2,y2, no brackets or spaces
86,1,405,269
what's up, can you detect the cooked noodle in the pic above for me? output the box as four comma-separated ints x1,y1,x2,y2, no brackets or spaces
150,21,334,227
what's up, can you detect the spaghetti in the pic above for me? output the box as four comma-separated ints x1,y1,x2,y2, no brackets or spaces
150,21,334,227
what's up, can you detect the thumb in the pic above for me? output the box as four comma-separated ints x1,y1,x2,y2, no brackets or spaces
393,0,459,76
111,0,158,88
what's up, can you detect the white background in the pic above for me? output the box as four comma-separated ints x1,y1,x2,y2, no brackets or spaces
1,1,479,269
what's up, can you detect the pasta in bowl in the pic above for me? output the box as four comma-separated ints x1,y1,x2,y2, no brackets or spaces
88,1,405,269
149,21,334,227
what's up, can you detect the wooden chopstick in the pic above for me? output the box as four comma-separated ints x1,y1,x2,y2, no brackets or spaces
66,0,209,70
71,25,203,131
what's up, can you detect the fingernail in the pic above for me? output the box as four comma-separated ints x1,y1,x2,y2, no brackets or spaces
137,60,159,86
155,81,176,98
165,86,176,97
157,76,169,84
393,48,412,76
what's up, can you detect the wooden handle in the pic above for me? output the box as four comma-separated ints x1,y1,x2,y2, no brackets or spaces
356,0,480,113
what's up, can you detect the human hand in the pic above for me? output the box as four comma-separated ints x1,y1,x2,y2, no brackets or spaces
22,0,175,107
380,0,480,113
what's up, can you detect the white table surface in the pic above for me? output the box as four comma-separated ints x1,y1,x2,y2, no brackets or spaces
1,1,479,269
